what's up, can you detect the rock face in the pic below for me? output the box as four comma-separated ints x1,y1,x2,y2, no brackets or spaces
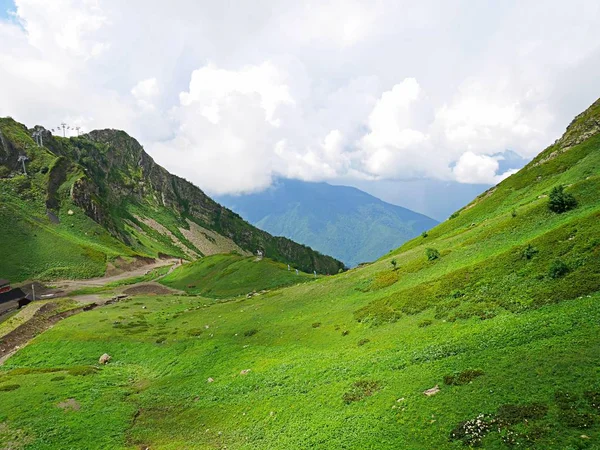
0,117,345,275
99,353,111,365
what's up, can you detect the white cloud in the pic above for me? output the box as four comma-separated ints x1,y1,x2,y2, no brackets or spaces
131,78,159,109
0,0,598,194
452,152,518,184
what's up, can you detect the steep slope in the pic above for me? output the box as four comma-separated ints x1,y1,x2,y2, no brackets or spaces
0,99,599,449
0,119,344,281
218,179,438,266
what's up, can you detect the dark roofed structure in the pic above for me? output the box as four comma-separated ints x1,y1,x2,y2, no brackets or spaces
0,288,30,315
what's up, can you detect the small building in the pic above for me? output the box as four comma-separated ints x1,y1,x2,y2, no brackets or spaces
0,287,30,315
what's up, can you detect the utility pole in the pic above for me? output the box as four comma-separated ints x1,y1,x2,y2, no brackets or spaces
32,284,35,301
17,155,28,175
60,122,67,137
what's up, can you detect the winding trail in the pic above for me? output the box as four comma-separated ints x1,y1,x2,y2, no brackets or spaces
0,259,183,365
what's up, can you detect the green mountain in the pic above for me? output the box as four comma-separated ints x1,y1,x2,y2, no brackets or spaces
0,98,599,449
218,179,438,267
0,119,344,282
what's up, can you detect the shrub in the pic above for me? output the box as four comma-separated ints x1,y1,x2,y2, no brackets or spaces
521,244,538,260
421,231,429,238
244,328,258,337
426,248,440,261
390,259,397,270
511,209,517,218
50,376,65,382
156,337,166,344
418,319,433,328
548,259,569,279
311,322,321,328
341,330,350,336
357,338,370,346
548,185,577,213
449,211,460,219
187,328,203,336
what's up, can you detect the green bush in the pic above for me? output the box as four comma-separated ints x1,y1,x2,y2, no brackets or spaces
418,319,433,328
548,185,577,213
390,259,397,270
548,259,569,279
244,328,259,337
426,248,440,261
521,244,539,260
421,231,429,238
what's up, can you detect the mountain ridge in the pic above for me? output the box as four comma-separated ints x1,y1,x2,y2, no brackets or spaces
218,179,438,266
0,119,345,281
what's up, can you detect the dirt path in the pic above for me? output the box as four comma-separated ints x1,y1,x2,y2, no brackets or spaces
53,259,180,294
0,259,185,365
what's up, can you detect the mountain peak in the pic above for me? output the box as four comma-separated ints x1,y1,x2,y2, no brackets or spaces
556,97,600,150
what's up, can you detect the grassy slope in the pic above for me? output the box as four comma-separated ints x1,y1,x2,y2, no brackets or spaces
0,102,599,448
160,254,316,298
0,120,137,281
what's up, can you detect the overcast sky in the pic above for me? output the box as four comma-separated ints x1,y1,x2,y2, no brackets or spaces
1,0,599,202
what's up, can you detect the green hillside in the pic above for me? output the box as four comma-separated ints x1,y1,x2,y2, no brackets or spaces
0,119,344,282
0,98,599,449
160,254,316,298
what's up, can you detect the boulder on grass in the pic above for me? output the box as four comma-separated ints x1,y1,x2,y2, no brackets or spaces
423,385,440,397
99,353,111,365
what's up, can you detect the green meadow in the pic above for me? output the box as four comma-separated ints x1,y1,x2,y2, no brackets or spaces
0,101,599,448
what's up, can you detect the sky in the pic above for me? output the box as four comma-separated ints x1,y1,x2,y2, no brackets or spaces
0,0,599,215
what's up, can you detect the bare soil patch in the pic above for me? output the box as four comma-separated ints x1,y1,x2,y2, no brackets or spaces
123,283,173,296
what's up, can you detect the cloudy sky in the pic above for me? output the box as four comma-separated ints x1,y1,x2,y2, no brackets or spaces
1,0,599,215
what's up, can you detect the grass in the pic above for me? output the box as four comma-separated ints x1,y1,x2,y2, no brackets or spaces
159,254,316,298
0,100,599,448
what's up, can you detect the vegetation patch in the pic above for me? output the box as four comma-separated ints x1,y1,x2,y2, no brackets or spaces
342,380,381,404
67,366,98,377
555,391,597,429
244,328,259,337
0,384,20,392
425,248,440,261
186,328,203,337
548,259,569,279
548,185,577,213
443,369,484,386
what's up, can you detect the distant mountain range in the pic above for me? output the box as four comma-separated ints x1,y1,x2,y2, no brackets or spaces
218,179,438,267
